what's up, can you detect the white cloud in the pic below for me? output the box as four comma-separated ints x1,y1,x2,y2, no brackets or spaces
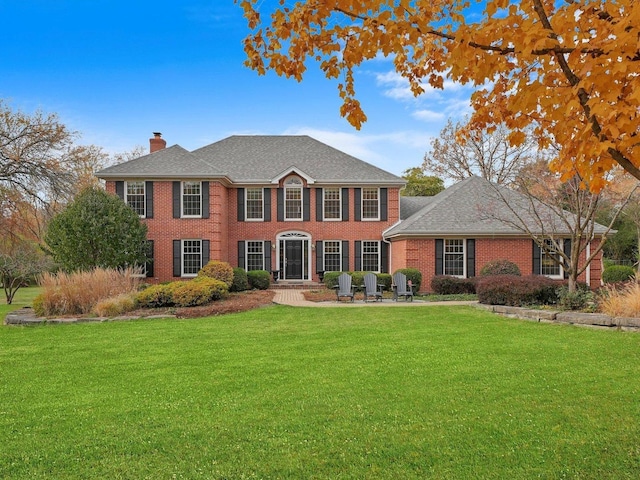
412,109,446,122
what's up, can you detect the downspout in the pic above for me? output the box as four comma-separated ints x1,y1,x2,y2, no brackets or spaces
586,240,591,288
382,220,402,274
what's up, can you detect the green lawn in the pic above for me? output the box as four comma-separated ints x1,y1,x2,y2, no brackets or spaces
1,304,639,479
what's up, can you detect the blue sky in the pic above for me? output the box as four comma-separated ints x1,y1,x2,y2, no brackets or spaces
2,1,474,176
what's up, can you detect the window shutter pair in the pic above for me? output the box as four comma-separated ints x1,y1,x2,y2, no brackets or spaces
115,181,154,218
434,239,475,277
315,188,351,221
172,181,209,219
173,239,210,277
532,239,571,277
237,188,271,221
354,188,387,221
237,240,271,271
277,188,310,221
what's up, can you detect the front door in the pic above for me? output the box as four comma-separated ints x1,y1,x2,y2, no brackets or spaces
285,240,303,279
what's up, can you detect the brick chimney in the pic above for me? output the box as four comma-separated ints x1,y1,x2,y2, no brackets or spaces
149,132,167,153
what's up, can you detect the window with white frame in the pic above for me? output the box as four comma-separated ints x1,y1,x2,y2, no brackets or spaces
444,239,465,277
541,239,562,277
245,188,263,220
362,187,379,220
126,181,145,217
246,241,265,271
285,176,302,220
323,188,341,220
182,181,202,217
323,241,342,272
362,241,380,272
182,240,202,276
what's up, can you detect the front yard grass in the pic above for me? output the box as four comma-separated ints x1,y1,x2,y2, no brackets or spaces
1,305,639,478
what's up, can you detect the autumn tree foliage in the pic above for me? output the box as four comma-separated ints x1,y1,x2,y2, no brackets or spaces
424,120,540,186
240,0,640,189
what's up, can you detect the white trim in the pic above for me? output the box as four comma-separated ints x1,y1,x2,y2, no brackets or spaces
245,240,265,271
125,180,146,218
443,238,466,278
244,187,264,222
271,166,315,185
322,240,342,272
276,231,312,281
586,241,591,287
181,239,202,277
284,176,303,221
181,181,202,218
361,187,380,221
322,187,342,221
361,240,381,273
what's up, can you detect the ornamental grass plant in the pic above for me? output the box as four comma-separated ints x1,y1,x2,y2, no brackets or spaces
599,281,640,318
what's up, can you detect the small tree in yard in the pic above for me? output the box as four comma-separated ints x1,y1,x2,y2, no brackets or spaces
0,244,52,304
44,187,148,272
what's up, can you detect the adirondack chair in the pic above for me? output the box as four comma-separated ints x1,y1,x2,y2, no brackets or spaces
334,273,355,302
362,273,384,302
392,272,414,302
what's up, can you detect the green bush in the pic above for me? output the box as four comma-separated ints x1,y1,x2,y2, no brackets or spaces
171,278,228,307
194,277,229,301
479,259,521,276
602,265,635,284
557,286,594,311
136,283,174,308
394,268,422,293
230,267,249,292
197,260,234,287
323,271,342,289
430,275,476,295
476,275,559,306
247,270,271,290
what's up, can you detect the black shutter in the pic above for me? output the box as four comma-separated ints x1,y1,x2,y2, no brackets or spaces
563,239,571,279
202,240,210,267
341,188,349,221
381,241,389,273
145,181,154,219
533,241,541,275
173,240,181,277
354,188,362,221
435,239,444,275
237,188,245,221
316,188,323,221
263,188,271,222
277,188,284,221
355,241,362,271
380,188,388,221
316,241,323,272
466,239,476,278
264,241,272,272
145,240,154,278
172,182,181,219
342,241,350,271
202,182,210,219
303,188,311,221
238,241,246,269
115,181,124,200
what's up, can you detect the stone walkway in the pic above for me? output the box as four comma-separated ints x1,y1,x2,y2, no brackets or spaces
272,289,478,307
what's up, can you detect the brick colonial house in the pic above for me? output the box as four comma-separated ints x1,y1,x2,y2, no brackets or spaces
97,134,606,290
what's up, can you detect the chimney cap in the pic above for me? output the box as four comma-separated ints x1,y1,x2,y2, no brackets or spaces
153,132,162,138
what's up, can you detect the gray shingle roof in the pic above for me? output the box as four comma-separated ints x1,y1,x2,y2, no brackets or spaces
386,176,609,237
97,135,404,185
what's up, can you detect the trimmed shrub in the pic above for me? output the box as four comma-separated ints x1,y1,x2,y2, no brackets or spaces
602,265,635,284
194,277,229,301
92,293,138,317
479,259,521,277
171,278,228,307
557,286,594,311
197,260,234,287
376,273,392,292
230,267,249,292
247,270,271,290
323,271,342,289
394,268,422,293
136,283,174,308
431,275,476,295
476,275,559,306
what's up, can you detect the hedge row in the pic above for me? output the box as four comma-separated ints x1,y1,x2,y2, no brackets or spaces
476,275,560,306
137,277,229,308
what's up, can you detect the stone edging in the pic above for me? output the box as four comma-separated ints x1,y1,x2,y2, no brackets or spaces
4,307,175,325
475,304,640,330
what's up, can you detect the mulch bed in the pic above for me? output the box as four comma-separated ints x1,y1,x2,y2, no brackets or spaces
175,290,276,318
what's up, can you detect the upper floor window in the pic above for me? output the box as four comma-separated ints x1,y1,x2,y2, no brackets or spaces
541,239,562,278
246,188,264,221
323,188,341,220
182,181,201,217
362,240,380,272
126,181,145,217
444,239,465,277
362,187,379,220
285,176,303,220
323,240,342,272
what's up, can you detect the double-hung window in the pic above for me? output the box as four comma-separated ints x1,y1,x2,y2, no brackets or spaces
246,241,265,271
182,181,202,217
323,188,341,220
541,239,562,277
362,188,379,220
323,241,342,272
444,239,465,277
126,181,145,217
245,188,263,221
285,176,302,220
362,241,380,272
182,240,202,276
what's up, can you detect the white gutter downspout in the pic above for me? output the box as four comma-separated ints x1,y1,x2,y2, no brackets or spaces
586,240,591,288
382,220,402,274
